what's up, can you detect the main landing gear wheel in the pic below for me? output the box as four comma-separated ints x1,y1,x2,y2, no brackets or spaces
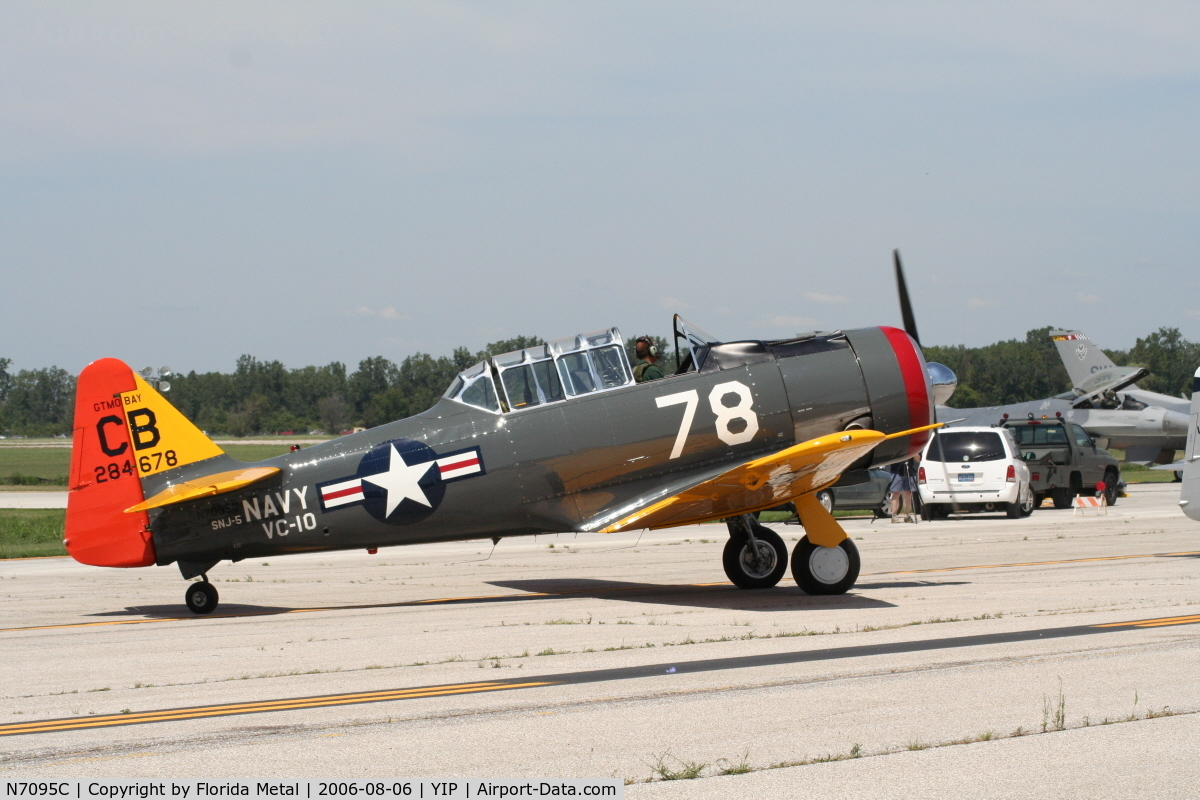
185,581,219,615
722,518,788,589
791,536,860,595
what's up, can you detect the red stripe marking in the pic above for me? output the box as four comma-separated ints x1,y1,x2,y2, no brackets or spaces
322,485,363,501
879,326,933,455
440,457,479,473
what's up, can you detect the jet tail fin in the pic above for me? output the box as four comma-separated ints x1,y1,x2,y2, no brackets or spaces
1181,367,1200,521
1050,330,1138,392
65,358,225,567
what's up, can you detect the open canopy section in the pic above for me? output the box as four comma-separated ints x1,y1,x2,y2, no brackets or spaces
444,328,634,413
673,314,722,374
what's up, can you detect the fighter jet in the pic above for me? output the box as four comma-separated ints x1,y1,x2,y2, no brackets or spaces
1049,329,1188,465
65,315,940,614
891,254,1189,464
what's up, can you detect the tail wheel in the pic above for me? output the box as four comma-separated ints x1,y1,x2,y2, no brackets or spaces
791,536,860,595
185,581,219,615
816,490,834,513
722,523,788,589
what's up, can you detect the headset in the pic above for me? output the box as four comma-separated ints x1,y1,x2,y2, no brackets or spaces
636,337,658,357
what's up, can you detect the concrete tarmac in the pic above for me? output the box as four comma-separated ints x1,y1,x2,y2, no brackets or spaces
1,483,1198,798
0,491,67,508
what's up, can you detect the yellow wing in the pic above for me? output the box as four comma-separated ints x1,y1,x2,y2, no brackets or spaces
597,424,939,542
125,467,279,513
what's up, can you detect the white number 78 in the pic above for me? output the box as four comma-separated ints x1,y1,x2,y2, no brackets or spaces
657,381,759,459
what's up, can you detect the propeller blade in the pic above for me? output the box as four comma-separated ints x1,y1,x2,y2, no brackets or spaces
893,249,920,346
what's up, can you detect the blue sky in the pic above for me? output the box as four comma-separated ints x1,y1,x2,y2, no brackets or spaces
3,2,1198,374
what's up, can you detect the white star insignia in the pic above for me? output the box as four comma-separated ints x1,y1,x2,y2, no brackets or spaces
362,445,434,517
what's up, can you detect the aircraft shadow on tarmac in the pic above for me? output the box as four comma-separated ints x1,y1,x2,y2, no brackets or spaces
87,603,297,620
79,578,946,622
855,580,971,590
486,578,896,611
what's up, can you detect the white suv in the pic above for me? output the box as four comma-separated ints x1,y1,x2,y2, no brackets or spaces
918,427,1034,519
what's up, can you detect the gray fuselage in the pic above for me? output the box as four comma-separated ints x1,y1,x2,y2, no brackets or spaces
148,327,932,571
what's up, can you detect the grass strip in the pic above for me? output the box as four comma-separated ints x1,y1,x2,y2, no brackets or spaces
0,509,67,558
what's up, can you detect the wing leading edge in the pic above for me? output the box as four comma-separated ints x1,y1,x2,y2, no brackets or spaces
593,423,940,538
125,466,280,513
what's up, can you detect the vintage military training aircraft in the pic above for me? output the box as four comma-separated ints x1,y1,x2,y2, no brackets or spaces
65,315,941,614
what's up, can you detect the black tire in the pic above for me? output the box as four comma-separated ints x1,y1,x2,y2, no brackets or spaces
1007,487,1035,518
722,524,788,589
920,503,935,521
816,490,834,514
1174,471,1185,483
1051,489,1073,509
1033,492,1044,509
1020,487,1035,517
791,536,860,595
185,581,219,615
1103,471,1119,506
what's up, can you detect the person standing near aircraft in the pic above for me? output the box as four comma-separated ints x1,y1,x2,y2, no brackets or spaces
633,336,665,382
888,458,918,522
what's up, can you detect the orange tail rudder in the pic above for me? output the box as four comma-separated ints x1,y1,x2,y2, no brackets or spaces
65,359,155,567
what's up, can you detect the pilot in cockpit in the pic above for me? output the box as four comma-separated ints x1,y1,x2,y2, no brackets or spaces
633,336,665,383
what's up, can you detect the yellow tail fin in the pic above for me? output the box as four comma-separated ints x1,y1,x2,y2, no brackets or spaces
120,374,224,477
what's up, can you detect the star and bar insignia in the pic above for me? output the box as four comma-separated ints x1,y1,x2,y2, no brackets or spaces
316,440,484,523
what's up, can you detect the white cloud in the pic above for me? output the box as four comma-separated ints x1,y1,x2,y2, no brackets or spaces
355,306,407,321
805,291,847,305
967,298,990,308
766,314,820,329
1075,292,1100,304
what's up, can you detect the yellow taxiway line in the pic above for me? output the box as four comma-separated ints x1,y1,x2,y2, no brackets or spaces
1094,614,1200,629
4,612,1200,738
0,681,554,737
869,551,1200,576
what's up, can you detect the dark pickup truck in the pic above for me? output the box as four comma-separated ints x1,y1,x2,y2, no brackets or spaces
1000,418,1121,508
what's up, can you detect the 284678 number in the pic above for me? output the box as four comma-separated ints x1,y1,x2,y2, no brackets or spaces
94,450,177,483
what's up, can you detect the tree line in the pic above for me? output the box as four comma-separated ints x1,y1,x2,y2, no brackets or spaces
922,326,1200,408
1,327,1196,436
